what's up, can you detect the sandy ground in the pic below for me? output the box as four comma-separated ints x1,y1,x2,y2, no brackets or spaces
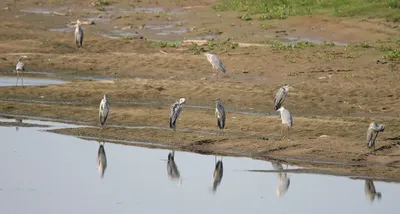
0,0,400,179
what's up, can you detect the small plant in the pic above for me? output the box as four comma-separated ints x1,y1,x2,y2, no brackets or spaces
189,42,206,55
238,14,252,21
120,36,133,40
384,49,400,61
323,41,336,46
153,41,180,48
96,5,105,11
98,0,112,6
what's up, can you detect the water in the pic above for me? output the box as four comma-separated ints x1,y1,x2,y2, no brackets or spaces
0,122,399,214
0,77,68,86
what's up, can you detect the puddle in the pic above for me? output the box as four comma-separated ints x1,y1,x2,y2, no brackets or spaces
118,7,185,15
0,124,399,213
97,30,140,39
281,36,348,46
156,28,188,36
20,7,68,15
25,71,116,81
0,76,68,86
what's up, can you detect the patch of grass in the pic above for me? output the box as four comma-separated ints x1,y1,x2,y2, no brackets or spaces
272,40,314,50
120,36,134,40
152,41,180,48
238,14,252,21
384,49,400,61
259,23,276,29
96,5,105,11
213,0,400,21
188,40,239,55
323,41,336,46
98,0,112,6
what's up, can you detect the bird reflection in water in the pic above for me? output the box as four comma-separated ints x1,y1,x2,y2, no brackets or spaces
271,161,290,198
212,156,224,194
97,142,107,179
167,151,181,186
15,118,22,132
365,180,382,202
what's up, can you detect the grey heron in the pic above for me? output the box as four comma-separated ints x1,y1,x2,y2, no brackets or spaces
274,84,291,111
169,98,186,130
167,151,181,186
15,118,22,132
271,161,290,198
212,156,223,193
366,122,385,151
364,180,382,202
276,106,293,139
204,52,226,81
97,141,107,178
99,94,110,126
215,98,226,130
15,57,25,86
75,19,84,48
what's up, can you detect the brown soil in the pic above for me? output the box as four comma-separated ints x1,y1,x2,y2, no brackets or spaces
0,0,400,179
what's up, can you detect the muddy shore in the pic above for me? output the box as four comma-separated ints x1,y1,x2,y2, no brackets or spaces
0,0,400,179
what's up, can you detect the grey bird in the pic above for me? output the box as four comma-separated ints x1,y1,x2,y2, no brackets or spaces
99,94,110,126
366,122,385,151
215,98,226,130
97,142,107,178
204,52,226,81
15,57,25,86
169,98,186,130
167,151,181,186
271,161,290,198
276,106,293,139
212,156,223,193
364,180,382,202
15,118,22,132
75,20,84,48
274,84,291,111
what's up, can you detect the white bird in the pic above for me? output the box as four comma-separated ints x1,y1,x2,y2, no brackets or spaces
276,106,293,139
274,84,291,111
169,98,186,130
15,57,25,86
97,142,107,178
366,122,385,151
99,94,110,126
75,20,84,48
204,52,226,81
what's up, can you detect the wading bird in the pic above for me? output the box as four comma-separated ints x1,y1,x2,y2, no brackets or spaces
276,106,293,139
169,98,186,130
97,142,107,178
271,161,290,198
365,180,382,202
212,156,223,193
366,122,385,151
75,20,84,48
274,84,291,111
204,52,226,81
99,94,110,126
167,151,181,186
215,98,226,130
15,57,25,86
15,118,22,132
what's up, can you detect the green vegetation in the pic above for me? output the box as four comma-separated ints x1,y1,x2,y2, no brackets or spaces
120,36,134,40
96,5,105,11
189,40,239,55
98,0,112,6
213,0,400,21
152,41,180,48
272,40,314,50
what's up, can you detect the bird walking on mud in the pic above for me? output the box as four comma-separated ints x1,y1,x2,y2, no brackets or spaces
212,156,223,194
215,98,226,131
276,106,293,139
99,94,110,126
167,150,181,186
97,141,107,179
366,122,385,152
204,52,226,81
169,98,186,130
74,19,84,48
15,57,25,86
364,180,382,202
274,84,291,111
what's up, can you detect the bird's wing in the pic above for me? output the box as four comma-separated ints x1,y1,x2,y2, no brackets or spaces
274,88,286,109
218,103,226,122
211,54,226,73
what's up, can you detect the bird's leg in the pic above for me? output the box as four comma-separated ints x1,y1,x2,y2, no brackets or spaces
287,127,290,140
215,155,216,165
281,124,285,140
217,70,219,81
16,72,19,86
21,72,24,87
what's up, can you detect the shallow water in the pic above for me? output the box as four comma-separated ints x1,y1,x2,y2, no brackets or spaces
0,121,399,213
0,76,68,86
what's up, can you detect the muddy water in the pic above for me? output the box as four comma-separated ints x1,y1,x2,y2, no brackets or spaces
0,121,399,213
0,76,68,86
